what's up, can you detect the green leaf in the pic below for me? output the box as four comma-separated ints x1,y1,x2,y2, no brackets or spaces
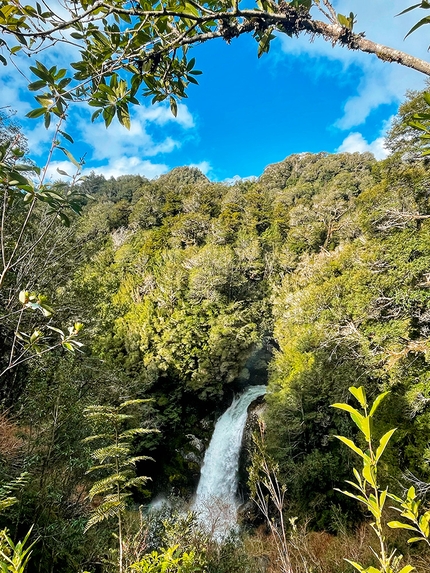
405,15,430,38
117,105,130,129
408,120,428,132
387,521,418,531
28,80,46,91
388,492,403,504
349,386,367,408
257,29,275,58
362,463,376,488
331,403,361,417
331,403,367,435
118,399,146,410
334,435,367,459
58,212,70,226
353,467,362,485
419,511,430,536
127,455,154,464
380,488,388,510
369,391,389,416
397,3,424,17
170,96,178,117
186,57,196,71
46,326,64,336
334,488,367,504
398,566,415,573
29,62,50,81
84,498,126,531
375,428,396,461
103,106,115,128
26,108,46,119
344,559,365,572
337,13,351,28
59,147,81,168
59,129,74,144
345,479,364,492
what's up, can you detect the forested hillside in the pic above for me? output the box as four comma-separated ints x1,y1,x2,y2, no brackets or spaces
2,91,430,572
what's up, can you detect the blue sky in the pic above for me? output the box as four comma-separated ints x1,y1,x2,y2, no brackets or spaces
0,0,428,182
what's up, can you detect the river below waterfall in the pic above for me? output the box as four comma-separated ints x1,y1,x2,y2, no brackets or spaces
193,385,266,539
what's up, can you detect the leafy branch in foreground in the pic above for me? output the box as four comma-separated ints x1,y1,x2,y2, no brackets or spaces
1,0,430,130
388,487,430,548
130,543,203,573
398,1,430,42
0,318,84,379
0,527,36,573
332,387,430,573
405,92,430,156
0,117,87,378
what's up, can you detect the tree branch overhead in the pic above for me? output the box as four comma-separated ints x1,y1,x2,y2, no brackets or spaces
0,0,429,126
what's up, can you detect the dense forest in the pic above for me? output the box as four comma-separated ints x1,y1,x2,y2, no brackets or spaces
2,88,430,573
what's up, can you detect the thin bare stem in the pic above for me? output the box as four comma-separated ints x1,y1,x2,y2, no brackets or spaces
0,341,63,379
1,188,8,271
0,197,37,290
7,307,24,371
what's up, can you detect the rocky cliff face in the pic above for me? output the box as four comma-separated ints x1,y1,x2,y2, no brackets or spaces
237,395,266,520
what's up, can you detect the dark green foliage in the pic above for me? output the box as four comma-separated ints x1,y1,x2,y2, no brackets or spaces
264,153,430,526
42,147,430,525
4,89,430,570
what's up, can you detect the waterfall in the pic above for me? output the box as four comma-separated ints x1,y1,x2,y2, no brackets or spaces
193,385,266,539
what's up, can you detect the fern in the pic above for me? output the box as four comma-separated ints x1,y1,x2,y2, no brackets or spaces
84,499,127,531
83,399,158,573
92,444,131,462
119,428,154,439
88,474,130,499
0,473,29,514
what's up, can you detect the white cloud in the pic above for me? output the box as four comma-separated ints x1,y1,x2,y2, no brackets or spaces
278,0,428,129
76,101,195,169
336,109,395,160
0,40,197,175
84,156,169,179
79,117,180,161
223,174,258,185
0,73,32,117
336,132,388,159
187,161,212,175
26,121,60,153
44,156,169,180
138,103,195,129
44,160,78,181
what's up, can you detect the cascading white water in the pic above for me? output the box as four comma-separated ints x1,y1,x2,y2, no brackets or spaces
193,385,266,539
